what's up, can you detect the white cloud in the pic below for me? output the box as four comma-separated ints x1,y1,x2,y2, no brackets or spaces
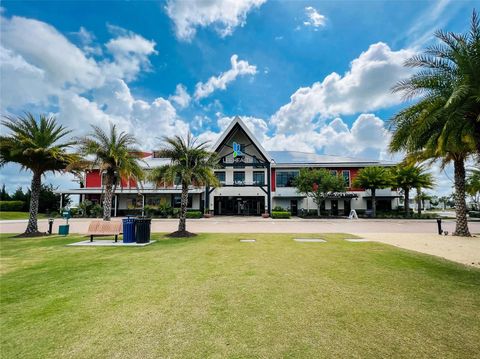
168,84,191,108
165,0,266,41
104,25,158,82
271,42,415,133
0,14,103,98
265,114,390,160
194,54,257,100
304,6,326,28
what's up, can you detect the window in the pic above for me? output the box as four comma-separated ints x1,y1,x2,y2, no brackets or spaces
253,171,265,185
276,171,298,187
215,171,226,184
233,171,245,185
173,194,193,208
342,170,350,187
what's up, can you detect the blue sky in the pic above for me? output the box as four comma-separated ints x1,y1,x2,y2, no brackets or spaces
0,0,477,195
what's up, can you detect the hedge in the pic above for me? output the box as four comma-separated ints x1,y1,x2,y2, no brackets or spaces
469,211,480,218
186,211,203,218
0,201,25,211
271,211,290,219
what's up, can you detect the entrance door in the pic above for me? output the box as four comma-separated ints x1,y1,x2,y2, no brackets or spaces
290,200,298,216
331,200,338,216
344,200,351,216
214,196,264,215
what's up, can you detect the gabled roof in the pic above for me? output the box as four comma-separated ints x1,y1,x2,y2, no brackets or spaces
212,116,272,162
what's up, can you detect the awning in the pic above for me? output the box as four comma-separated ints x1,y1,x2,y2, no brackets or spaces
362,195,402,199
54,188,204,195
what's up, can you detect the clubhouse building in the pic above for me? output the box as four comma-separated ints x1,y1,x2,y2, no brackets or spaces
59,117,400,216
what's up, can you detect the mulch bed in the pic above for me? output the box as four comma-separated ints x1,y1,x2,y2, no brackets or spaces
166,230,198,238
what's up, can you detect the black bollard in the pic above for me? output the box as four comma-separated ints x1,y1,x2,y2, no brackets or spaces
48,218,54,234
436,218,443,235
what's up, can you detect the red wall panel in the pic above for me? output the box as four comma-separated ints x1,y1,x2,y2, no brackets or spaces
85,170,101,188
271,168,276,192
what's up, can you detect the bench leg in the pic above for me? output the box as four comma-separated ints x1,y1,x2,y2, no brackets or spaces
90,235,93,242
115,235,118,243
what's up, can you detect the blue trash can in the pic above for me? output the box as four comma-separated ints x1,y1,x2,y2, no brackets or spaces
122,217,136,243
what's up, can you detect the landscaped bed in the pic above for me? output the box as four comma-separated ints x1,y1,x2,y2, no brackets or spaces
1,233,479,358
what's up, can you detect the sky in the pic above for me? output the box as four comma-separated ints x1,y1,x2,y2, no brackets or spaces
0,0,477,196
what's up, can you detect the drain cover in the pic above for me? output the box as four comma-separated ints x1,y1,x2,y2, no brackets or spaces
293,238,326,243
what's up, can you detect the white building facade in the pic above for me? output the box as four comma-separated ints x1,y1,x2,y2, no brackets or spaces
60,117,400,216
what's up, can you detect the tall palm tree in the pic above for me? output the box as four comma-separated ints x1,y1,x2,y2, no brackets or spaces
353,166,393,217
389,11,479,236
148,134,219,237
77,124,144,221
0,113,79,236
390,165,434,217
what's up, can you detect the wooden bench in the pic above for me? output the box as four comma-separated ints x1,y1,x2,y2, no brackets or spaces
87,220,122,242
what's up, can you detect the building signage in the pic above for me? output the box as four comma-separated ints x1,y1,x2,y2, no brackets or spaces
233,142,243,158
327,192,358,199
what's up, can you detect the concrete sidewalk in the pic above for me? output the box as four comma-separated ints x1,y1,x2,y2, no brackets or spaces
1,216,479,235
357,233,480,268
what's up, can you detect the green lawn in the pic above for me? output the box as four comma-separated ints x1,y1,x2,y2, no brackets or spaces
0,211,49,220
1,233,479,358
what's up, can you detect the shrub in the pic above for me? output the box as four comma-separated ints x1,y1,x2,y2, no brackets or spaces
0,200,25,211
271,211,290,219
144,205,157,218
91,204,103,218
273,206,285,211
186,210,203,218
469,211,480,218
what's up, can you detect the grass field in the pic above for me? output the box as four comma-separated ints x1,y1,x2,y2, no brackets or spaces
0,211,49,220
1,233,479,358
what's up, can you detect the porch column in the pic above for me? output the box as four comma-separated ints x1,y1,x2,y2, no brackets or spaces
59,194,63,212
114,195,117,217
267,162,271,214
205,186,210,213
142,194,145,217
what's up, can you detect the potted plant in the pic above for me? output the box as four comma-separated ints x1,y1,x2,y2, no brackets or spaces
203,209,213,218
262,212,270,218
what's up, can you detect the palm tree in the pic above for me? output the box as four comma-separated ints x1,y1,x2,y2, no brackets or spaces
389,11,479,236
415,191,432,216
466,167,480,210
148,134,219,237
0,113,79,236
353,166,393,217
77,124,144,221
390,165,434,217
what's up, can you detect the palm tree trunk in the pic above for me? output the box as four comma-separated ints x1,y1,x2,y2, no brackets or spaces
453,158,470,237
25,171,42,234
103,178,113,221
371,188,376,218
178,183,188,232
404,188,410,217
